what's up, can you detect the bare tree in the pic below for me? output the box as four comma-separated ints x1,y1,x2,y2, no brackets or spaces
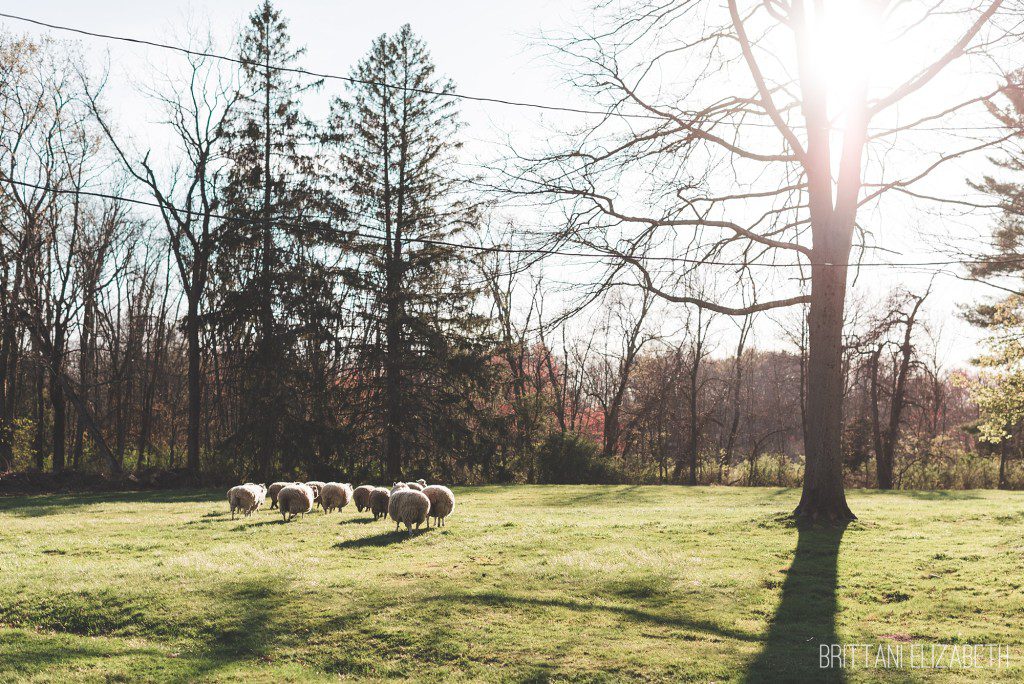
86,41,238,477
585,289,658,460
512,0,1017,519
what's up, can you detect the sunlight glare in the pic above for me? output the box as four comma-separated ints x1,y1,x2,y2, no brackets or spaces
803,0,884,110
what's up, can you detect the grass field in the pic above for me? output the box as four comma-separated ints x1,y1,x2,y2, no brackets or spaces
0,486,1022,682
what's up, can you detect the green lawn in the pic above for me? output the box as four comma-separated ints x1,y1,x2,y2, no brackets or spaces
0,486,1021,682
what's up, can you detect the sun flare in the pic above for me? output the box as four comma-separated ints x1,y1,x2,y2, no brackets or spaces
801,0,886,108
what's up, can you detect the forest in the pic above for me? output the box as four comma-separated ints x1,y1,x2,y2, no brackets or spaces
1,0,1023,499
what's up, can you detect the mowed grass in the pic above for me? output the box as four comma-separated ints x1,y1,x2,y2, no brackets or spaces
0,487,1022,683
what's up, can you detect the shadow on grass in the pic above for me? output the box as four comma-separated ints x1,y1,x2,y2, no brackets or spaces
745,522,848,683
338,516,378,525
0,489,219,517
857,489,982,500
539,485,650,508
0,629,167,678
333,529,429,549
0,575,292,679
421,590,757,642
232,519,290,530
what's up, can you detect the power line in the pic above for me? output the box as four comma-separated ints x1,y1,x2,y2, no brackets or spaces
1,174,1017,271
0,11,662,122
1,11,1012,136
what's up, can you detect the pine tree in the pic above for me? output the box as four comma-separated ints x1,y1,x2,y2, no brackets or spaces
213,1,342,478
329,25,495,481
969,71,1024,318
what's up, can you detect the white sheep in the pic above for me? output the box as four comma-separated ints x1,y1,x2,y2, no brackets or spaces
320,482,353,514
353,485,374,512
267,481,294,509
278,483,315,521
421,485,455,527
390,482,409,494
306,480,326,508
369,487,391,520
227,483,266,519
388,488,430,535
405,481,425,491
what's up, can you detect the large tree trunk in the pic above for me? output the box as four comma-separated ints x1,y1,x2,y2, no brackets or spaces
796,263,855,521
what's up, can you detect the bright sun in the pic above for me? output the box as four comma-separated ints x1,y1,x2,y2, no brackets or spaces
802,0,886,109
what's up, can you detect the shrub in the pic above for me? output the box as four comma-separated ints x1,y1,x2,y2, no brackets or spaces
537,431,616,484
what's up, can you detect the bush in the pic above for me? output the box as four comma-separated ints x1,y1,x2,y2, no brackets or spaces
537,431,616,484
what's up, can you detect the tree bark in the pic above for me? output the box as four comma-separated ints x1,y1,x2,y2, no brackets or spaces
50,326,66,473
185,301,202,475
796,263,855,521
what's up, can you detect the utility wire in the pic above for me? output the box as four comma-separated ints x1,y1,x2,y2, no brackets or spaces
0,11,1011,134
1,175,1016,271
0,11,662,121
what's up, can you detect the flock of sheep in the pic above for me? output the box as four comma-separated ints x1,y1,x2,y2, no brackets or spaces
225,479,455,534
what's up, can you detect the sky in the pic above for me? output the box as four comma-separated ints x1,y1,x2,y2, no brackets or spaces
0,0,1009,368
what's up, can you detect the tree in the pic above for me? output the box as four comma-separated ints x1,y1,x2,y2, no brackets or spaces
330,24,494,481
213,0,340,479
964,70,1024,489
512,0,1016,520
87,37,238,477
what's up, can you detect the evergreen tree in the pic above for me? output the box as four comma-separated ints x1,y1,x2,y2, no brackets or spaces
213,1,343,478
969,71,1024,319
329,25,496,481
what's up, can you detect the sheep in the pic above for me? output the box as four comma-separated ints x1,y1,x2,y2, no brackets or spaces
422,485,455,527
320,482,353,514
227,483,266,519
278,483,315,521
267,481,293,509
405,481,425,492
306,480,326,508
388,488,431,535
369,487,391,520
353,485,374,512
248,482,268,504
390,482,408,494
416,479,427,487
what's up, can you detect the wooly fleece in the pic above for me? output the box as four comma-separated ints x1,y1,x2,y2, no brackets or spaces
227,483,266,519
421,485,455,527
369,487,391,520
353,485,374,512
320,482,353,513
267,482,292,509
278,484,315,521
388,489,431,534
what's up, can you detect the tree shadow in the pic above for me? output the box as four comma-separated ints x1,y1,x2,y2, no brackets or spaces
419,590,757,642
745,522,848,683
0,629,167,679
538,485,649,507
858,489,982,500
0,490,219,517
